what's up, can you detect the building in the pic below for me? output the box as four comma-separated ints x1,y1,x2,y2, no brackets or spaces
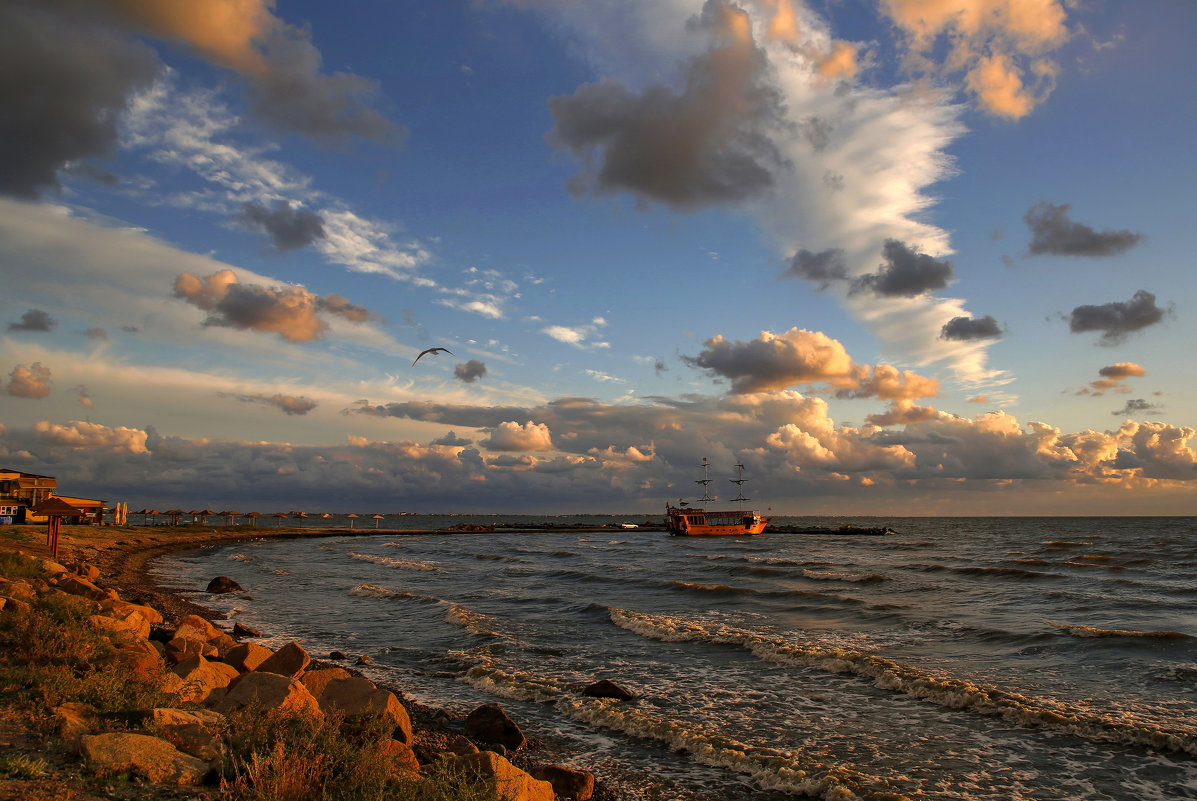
0,469,106,524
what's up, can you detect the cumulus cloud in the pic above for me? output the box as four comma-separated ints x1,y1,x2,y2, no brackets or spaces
33,419,148,453
547,0,784,209
1068,290,1168,346
223,392,318,416
865,400,941,427
940,315,1002,341
454,360,488,384
7,309,57,333
1025,202,1142,257
431,431,473,447
683,327,939,399
880,0,1069,119
1113,399,1159,418
0,2,160,198
851,239,954,298
6,362,52,398
174,269,373,343
1081,362,1146,396
482,421,554,452
237,200,326,251
783,248,849,290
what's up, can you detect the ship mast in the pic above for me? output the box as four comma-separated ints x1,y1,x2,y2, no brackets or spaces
729,462,750,512
695,457,713,503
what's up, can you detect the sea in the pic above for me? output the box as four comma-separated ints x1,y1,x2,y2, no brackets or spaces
150,515,1197,800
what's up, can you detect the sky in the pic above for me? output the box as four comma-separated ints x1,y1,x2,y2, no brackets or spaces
1,0,1195,516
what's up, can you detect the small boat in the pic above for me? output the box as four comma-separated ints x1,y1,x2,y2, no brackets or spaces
666,460,768,537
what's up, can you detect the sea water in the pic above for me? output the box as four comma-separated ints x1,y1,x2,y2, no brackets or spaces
152,516,1197,800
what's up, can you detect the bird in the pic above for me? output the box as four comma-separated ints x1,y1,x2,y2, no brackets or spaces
412,346,454,366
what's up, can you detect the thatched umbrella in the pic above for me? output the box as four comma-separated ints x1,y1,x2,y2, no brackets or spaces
187,510,200,524
291,511,308,519
144,509,159,526
165,509,185,526
371,514,385,529
197,509,214,525
245,511,261,527
272,512,288,527
219,510,239,526
346,513,359,529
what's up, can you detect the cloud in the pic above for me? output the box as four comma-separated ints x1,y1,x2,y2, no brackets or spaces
880,0,1069,119
33,419,148,453
547,0,784,209
865,400,941,427
6,362,52,398
541,318,609,349
783,248,849,290
1068,290,1168,346
8,309,57,333
84,328,109,340
76,385,94,409
481,421,554,452
851,239,954,298
174,269,373,343
454,360,488,384
237,200,326,251
940,315,1002,341
431,431,473,447
1099,362,1147,380
223,392,319,416
0,3,161,199
1025,202,1142,257
683,327,939,399
1113,399,1159,418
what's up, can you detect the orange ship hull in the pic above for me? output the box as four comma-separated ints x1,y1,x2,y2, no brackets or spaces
665,505,767,537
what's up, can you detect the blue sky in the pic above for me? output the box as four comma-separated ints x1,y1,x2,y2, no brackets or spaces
1,0,1194,515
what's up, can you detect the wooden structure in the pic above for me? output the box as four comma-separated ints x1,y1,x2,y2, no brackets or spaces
0,469,59,523
30,497,81,558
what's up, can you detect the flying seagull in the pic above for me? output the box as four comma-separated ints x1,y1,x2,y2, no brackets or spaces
412,347,454,366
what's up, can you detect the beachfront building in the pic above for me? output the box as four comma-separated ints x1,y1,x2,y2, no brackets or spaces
0,469,107,524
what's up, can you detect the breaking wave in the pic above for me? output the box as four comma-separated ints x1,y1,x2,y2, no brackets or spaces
1046,621,1192,640
348,551,444,571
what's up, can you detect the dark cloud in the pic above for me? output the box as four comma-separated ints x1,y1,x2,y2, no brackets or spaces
547,0,783,209
175,270,372,343
1113,399,1159,417
431,431,473,447
784,248,849,290
940,315,1002,341
120,325,140,333
1025,201,1142,257
454,359,487,384
1098,363,1146,379
222,392,318,416
0,3,160,199
851,239,953,298
1068,290,1168,346
237,201,326,251
8,309,57,332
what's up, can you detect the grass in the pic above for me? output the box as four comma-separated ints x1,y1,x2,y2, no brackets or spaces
1,548,506,801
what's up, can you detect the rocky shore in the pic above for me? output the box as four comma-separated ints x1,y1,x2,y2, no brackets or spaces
0,524,628,801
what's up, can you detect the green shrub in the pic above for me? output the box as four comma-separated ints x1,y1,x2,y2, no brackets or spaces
0,753,49,779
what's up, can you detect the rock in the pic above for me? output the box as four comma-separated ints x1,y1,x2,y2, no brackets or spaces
79,732,209,785
40,559,70,576
4,580,37,601
152,709,226,765
300,667,352,700
55,574,108,602
316,676,413,744
255,641,310,678
355,654,371,665
0,597,30,616
105,645,166,682
232,622,261,638
172,614,223,643
528,765,596,801
173,655,240,704
100,599,164,625
88,612,151,642
212,671,323,719
210,632,238,659
225,642,273,673
463,704,525,752
206,576,242,594
582,679,635,700
74,562,101,581
448,735,479,756
53,702,96,748
329,650,348,660
454,752,553,801
381,739,421,776
166,636,218,665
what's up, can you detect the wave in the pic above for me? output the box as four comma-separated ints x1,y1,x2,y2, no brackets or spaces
348,582,437,602
347,551,444,571
1040,540,1094,549
672,581,756,595
953,565,1062,580
228,553,253,562
802,569,887,583
610,608,1197,756
1046,621,1192,640
446,603,504,638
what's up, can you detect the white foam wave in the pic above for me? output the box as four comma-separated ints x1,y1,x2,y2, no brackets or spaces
349,582,424,600
228,553,253,562
348,551,444,571
459,662,569,703
446,603,503,637
610,608,1197,756
1046,621,1191,640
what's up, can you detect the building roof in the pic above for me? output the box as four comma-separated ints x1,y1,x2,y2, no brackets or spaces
31,497,83,517
54,496,106,508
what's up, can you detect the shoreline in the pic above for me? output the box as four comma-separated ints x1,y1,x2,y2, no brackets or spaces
0,523,624,799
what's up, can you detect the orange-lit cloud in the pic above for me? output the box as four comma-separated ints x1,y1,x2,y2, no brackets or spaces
1081,362,1147,396
33,420,148,454
101,0,273,75
482,421,554,452
6,362,52,399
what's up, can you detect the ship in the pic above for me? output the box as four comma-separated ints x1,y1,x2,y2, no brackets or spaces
665,459,768,537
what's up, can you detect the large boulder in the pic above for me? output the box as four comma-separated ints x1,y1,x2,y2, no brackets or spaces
206,576,242,594
212,671,323,719
381,739,420,776
104,644,167,682
172,615,223,643
300,667,352,699
79,732,209,785
89,612,151,642
529,765,596,800
74,562,102,581
53,702,96,748
463,704,525,752
255,641,310,678
232,622,262,638
225,642,274,673
173,655,240,704
165,636,218,665
315,676,412,744
454,752,553,801
55,574,109,602
152,708,226,765
100,598,164,625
